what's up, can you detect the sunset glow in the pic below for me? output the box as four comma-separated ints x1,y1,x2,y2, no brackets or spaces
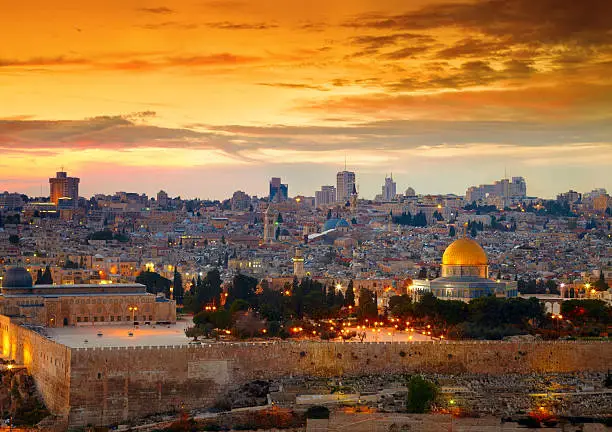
2,0,611,198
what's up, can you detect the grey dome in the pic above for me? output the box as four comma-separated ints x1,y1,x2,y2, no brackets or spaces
3,267,33,288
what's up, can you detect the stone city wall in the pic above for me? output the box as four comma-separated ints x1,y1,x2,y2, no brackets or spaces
0,315,72,419
68,340,612,427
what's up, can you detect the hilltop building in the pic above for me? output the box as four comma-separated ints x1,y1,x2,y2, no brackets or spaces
465,176,526,207
410,237,517,302
0,266,176,327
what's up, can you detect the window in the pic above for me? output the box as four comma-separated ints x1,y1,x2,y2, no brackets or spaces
77,317,82,323
84,317,89,322
117,316,121,321
110,316,114,322
100,316,105,322
93,317,98,322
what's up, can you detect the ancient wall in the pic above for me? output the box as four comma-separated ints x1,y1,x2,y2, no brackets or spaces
68,340,612,427
0,315,72,418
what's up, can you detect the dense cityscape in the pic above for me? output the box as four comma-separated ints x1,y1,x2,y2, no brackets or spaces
0,169,610,429
2,0,612,430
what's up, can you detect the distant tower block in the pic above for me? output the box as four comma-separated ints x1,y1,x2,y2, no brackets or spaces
293,248,305,278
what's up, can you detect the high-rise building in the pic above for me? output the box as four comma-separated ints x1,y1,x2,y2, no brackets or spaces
315,186,336,208
557,190,581,204
49,171,79,207
157,190,169,208
0,192,24,211
465,176,526,205
269,177,288,203
336,171,356,204
231,190,251,211
382,175,397,201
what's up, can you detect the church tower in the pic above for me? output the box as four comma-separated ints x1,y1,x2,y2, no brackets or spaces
292,247,305,278
350,183,358,214
263,206,276,243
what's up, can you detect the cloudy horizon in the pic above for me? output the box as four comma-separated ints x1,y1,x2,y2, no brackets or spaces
2,0,611,199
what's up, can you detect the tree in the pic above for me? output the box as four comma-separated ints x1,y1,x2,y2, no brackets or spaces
206,269,223,306
229,299,250,315
406,375,438,413
413,212,427,227
417,267,428,279
470,225,478,238
594,271,609,291
226,273,258,308
194,309,231,330
173,269,184,304
135,270,171,296
449,226,456,237
326,209,332,220
357,288,378,320
8,234,19,245
389,295,413,318
344,280,355,307
41,265,53,284
35,269,44,285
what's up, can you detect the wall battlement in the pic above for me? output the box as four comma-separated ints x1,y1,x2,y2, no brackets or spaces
1,315,611,428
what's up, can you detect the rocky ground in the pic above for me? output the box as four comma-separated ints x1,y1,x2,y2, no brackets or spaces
262,372,612,418
0,365,50,427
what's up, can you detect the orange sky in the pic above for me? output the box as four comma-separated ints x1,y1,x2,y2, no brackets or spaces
1,0,611,199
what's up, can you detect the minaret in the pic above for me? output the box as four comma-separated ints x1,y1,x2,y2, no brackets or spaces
387,211,393,232
292,247,305,278
263,206,276,243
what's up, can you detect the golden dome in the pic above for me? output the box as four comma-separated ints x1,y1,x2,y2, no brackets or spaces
442,237,487,266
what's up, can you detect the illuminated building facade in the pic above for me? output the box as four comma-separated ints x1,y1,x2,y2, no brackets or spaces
49,171,80,207
0,267,176,327
411,237,517,302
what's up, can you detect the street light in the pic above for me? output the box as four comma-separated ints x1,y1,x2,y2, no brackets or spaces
128,306,139,325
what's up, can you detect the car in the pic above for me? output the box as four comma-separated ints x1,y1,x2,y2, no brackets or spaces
128,332,134,337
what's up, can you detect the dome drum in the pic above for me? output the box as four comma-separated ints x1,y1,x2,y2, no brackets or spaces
2,267,34,289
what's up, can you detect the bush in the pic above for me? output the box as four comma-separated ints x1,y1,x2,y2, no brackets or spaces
406,375,438,413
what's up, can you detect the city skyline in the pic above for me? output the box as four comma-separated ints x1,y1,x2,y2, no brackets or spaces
0,167,610,202
2,0,612,199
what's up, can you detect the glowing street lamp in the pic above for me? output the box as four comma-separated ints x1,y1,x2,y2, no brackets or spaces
128,306,139,324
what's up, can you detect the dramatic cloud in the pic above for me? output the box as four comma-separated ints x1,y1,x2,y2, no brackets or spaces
257,82,329,91
2,0,611,198
0,57,89,67
137,6,175,14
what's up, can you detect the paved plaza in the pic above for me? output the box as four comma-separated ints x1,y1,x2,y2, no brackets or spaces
45,320,433,348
